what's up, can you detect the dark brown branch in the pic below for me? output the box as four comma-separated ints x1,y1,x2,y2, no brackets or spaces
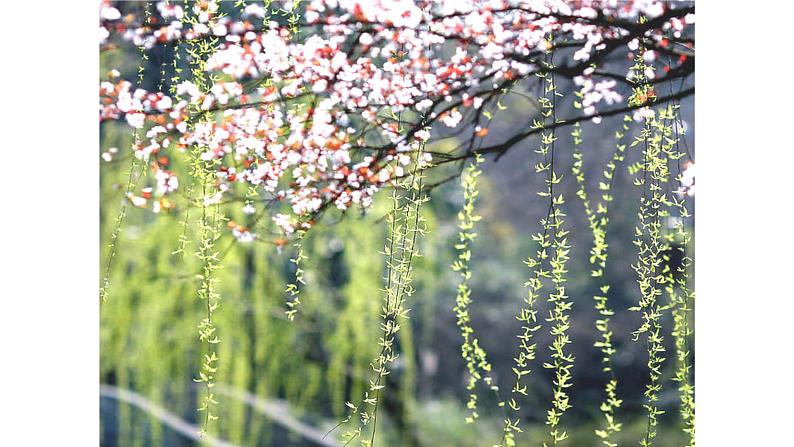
432,86,695,164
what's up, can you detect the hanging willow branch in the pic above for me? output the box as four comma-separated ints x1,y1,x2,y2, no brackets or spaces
171,38,194,259
333,140,430,447
183,3,227,436
285,229,308,320
626,26,684,446
99,145,144,304
571,109,630,446
449,81,521,426
536,46,575,447
452,152,499,423
667,95,696,447
653,67,695,447
667,211,695,447
499,37,575,447
99,4,154,304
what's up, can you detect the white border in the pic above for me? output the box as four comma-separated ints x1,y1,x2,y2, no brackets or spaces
1,1,98,444
2,1,794,444
698,1,794,444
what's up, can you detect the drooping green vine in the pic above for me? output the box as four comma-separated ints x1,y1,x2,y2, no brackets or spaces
193,159,224,436
368,155,428,446
668,102,696,447
654,71,695,446
286,0,304,37
285,229,308,320
170,3,193,259
99,143,143,304
626,27,680,446
452,152,498,423
499,39,574,447
183,2,227,435
99,2,153,304
233,0,249,12
570,106,631,446
451,81,521,427
662,193,695,447
538,48,574,447
337,142,429,447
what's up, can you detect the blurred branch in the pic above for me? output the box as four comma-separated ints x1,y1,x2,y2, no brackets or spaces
99,384,237,447
214,384,339,447
101,383,338,447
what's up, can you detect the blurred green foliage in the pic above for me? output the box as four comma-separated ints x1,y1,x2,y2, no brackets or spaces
101,116,691,446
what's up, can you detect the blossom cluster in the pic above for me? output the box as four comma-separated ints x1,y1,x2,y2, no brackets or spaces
100,76,185,130
100,0,694,236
